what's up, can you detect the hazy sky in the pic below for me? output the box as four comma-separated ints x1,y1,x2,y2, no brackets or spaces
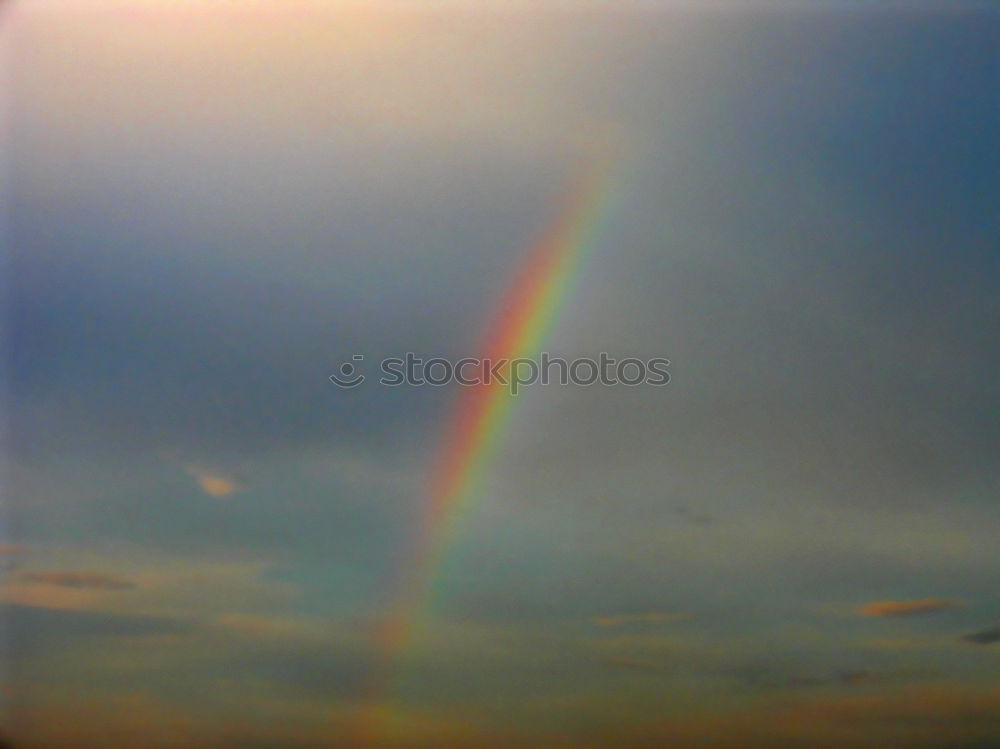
4,2,999,748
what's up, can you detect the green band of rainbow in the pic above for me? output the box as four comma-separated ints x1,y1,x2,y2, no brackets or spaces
355,155,622,744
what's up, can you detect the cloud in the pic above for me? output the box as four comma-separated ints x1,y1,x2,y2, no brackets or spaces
8,689,491,749
961,624,1000,646
858,599,962,618
838,670,879,687
599,657,670,673
734,663,934,693
8,691,216,749
592,684,1000,749
6,603,191,645
186,466,243,498
17,570,135,590
212,614,328,642
591,612,689,628
0,545,26,574
125,560,299,619
6,10,1000,748
861,637,942,651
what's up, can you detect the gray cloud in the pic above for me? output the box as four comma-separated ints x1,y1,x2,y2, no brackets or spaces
599,657,672,673
962,625,1000,646
17,571,135,590
4,604,192,652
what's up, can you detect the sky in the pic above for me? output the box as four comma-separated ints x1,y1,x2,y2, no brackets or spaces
3,1,1000,748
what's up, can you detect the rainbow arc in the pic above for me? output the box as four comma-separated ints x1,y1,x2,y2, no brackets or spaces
356,155,622,744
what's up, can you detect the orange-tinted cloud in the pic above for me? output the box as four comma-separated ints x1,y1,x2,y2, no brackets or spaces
858,598,962,618
838,670,879,686
588,684,1000,749
2,570,136,610
186,466,242,498
591,612,688,628
18,571,135,590
7,689,496,749
12,682,1000,749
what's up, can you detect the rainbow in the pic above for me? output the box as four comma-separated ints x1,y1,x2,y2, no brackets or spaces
355,155,621,744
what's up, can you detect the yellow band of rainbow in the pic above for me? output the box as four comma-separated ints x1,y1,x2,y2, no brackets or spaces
355,153,623,744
